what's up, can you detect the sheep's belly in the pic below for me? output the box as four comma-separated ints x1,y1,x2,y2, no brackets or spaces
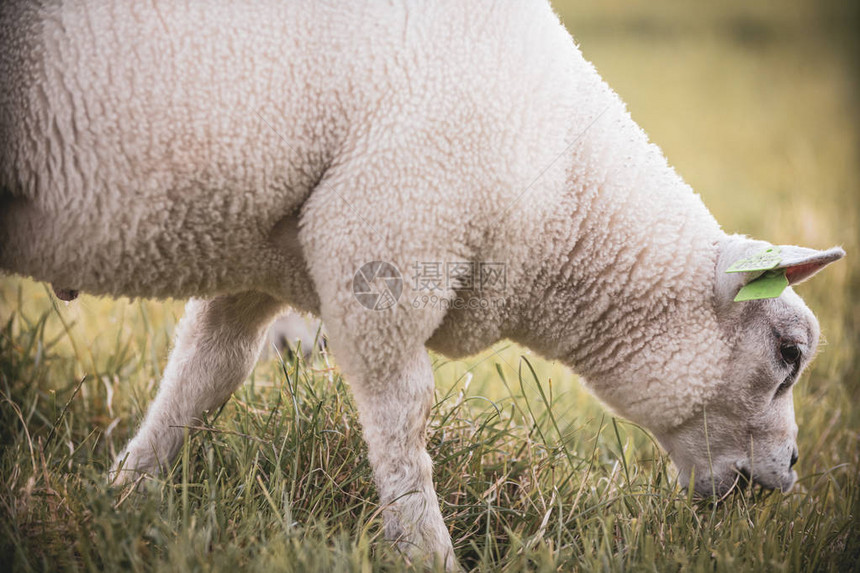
0,192,312,302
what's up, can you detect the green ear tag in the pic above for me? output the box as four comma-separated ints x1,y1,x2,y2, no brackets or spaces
726,246,782,273
733,270,789,302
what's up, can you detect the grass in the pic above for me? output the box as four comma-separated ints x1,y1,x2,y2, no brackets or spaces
1,285,858,572
1,1,859,571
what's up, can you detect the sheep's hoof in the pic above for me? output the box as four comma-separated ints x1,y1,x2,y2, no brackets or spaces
109,448,160,488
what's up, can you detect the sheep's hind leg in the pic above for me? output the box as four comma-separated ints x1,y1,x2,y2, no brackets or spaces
111,291,285,483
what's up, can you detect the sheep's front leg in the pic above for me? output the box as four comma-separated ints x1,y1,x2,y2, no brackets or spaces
112,291,284,483
345,349,456,570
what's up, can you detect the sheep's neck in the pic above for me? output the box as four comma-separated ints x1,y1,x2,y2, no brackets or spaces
509,112,724,393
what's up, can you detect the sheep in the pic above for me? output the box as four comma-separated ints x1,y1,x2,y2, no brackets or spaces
0,0,845,568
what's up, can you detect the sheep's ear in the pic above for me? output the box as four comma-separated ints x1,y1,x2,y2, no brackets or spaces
776,245,846,285
715,236,845,304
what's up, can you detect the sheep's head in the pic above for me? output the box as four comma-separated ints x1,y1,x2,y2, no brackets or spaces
655,236,844,497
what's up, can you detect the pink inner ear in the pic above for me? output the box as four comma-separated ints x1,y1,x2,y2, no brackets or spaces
785,262,820,285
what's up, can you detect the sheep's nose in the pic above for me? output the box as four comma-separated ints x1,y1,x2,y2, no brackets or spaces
790,447,799,468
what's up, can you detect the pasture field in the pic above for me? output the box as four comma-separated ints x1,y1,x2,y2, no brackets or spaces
1,1,858,571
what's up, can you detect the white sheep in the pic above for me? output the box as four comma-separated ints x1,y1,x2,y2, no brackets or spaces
0,0,844,568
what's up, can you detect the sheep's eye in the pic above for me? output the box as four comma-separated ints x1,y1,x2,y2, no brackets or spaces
780,344,801,365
